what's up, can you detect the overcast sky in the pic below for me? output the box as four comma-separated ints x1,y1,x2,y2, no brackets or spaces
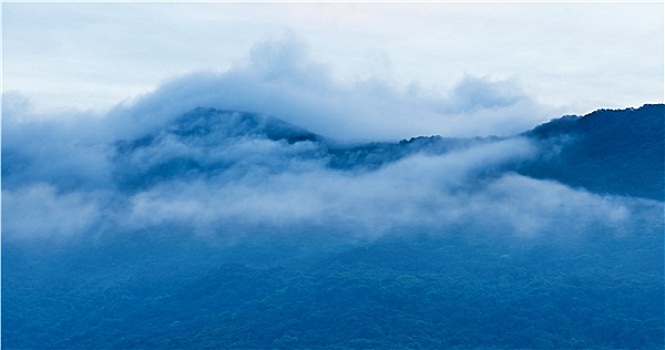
2,2,663,137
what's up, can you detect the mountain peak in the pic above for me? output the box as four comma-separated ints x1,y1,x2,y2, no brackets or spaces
170,107,321,144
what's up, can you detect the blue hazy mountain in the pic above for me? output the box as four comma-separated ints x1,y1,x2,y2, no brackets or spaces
113,104,663,200
111,106,492,192
3,104,663,349
112,108,324,191
519,104,664,200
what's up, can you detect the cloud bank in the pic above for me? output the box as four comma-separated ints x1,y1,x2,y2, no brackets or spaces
102,33,554,142
2,35,661,246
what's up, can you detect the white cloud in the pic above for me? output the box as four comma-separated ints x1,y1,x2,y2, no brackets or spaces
113,135,657,243
2,33,660,244
102,34,551,141
3,184,102,241
4,108,660,243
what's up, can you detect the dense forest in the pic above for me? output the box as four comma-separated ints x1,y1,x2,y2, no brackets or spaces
4,228,663,349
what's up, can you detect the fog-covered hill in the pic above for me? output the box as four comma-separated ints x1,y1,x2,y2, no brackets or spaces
520,104,664,200
110,104,663,199
3,104,663,349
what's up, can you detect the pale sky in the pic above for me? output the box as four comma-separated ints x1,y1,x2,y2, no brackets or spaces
2,2,664,136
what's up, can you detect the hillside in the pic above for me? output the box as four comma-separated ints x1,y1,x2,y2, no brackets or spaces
520,104,664,200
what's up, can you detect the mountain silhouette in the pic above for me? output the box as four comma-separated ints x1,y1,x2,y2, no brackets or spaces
519,104,664,200
113,104,664,200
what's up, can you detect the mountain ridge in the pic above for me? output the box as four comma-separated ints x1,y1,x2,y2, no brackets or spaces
518,104,664,200
112,104,664,200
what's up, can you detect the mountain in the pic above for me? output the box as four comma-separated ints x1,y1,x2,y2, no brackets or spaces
112,104,664,200
519,104,664,200
111,106,487,191
112,107,323,190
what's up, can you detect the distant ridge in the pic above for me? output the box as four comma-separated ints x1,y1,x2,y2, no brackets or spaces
109,104,664,200
519,104,664,200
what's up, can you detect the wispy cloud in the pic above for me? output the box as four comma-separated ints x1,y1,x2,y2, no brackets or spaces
102,33,553,142
3,100,661,245
3,35,661,245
